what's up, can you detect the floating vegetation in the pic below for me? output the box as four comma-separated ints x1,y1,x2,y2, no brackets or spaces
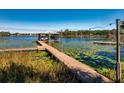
51,41,124,82
0,51,79,83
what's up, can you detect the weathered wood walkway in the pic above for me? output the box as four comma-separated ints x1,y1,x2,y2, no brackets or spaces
93,41,124,45
0,46,45,52
37,41,113,83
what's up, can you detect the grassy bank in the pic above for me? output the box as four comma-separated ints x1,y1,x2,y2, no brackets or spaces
0,51,79,83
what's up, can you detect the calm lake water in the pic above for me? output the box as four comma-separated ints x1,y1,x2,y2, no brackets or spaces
51,37,124,65
1,36,124,67
0,36,112,49
60,37,112,47
0,36,124,54
0,36,38,48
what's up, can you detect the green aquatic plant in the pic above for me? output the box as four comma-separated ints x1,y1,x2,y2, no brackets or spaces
51,42,124,82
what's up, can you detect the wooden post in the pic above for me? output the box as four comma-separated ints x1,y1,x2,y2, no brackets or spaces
116,19,121,83
48,32,51,45
61,30,64,52
61,30,63,38
38,33,41,41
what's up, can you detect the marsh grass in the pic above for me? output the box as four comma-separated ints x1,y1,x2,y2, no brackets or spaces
0,51,79,83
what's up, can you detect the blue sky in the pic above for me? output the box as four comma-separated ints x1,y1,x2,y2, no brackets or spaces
0,9,124,33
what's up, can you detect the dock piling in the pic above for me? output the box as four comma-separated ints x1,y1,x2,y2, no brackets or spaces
116,19,121,83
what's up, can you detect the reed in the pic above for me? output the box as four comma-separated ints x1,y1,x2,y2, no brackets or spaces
0,51,79,83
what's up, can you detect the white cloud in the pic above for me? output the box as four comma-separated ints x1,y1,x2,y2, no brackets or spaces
0,19,116,33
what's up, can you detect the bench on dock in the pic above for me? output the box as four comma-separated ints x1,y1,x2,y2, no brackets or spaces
37,41,113,83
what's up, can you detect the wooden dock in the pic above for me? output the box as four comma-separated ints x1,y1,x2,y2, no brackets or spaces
37,41,113,83
0,46,45,52
93,41,124,45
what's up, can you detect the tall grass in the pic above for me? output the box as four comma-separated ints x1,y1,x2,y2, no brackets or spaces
0,51,79,83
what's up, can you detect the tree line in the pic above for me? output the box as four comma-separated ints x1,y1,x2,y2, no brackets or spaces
58,29,116,38
0,31,38,36
0,31,11,36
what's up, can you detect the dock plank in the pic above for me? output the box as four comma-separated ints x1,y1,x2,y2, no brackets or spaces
93,41,124,45
0,46,45,52
37,41,113,83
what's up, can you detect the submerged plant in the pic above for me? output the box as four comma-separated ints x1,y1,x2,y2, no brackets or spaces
51,42,124,82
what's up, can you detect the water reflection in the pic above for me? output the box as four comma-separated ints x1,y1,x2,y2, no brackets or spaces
0,36,38,48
